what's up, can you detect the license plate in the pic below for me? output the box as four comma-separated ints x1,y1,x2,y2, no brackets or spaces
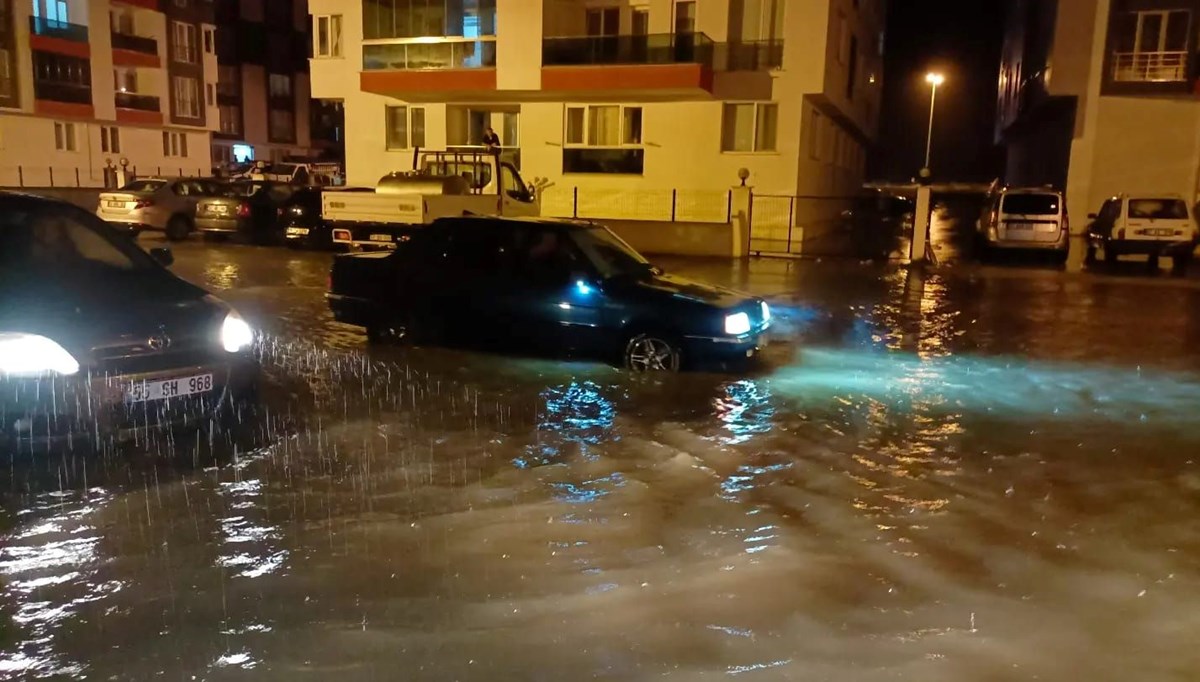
106,201,125,209
370,234,392,242
1146,228,1174,236
286,227,310,236
211,205,228,215
128,373,213,403
1006,222,1034,230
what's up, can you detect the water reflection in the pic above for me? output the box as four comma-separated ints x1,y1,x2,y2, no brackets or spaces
713,380,775,445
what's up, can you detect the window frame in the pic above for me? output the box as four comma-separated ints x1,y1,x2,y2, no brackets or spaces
720,102,779,153
313,14,344,58
100,125,121,154
384,104,426,150
172,75,201,119
172,21,198,64
54,121,76,152
563,104,644,149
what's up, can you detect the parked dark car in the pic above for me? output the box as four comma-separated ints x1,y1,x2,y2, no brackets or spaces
279,187,337,249
327,216,771,371
194,181,296,243
0,193,258,447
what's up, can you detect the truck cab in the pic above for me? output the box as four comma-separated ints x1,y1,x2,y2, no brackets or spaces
325,151,539,251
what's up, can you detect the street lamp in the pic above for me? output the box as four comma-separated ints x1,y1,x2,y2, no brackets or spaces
923,72,945,171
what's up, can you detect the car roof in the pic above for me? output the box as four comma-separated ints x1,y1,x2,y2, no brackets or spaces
1122,193,1187,200
1001,187,1062,196
432,215,597,230
0,190,80,212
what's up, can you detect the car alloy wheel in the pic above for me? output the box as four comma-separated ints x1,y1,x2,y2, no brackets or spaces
165,215,191,242
625,335,680,372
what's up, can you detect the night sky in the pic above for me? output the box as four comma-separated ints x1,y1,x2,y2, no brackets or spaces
870,0,1007,183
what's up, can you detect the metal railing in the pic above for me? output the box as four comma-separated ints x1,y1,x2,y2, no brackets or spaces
362,36,497,70
714,40,784,71
29,16,89,42
1111,51,1188,82
33,80,91,104
446,144,521,170
0,164,209,189
540,186,733,224
110,31,158,55
542,32,714,66
115,91,160,111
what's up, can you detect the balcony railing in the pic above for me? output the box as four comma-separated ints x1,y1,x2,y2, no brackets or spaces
30,16,89,43
714,40,784,71
115,91,160,111
1111,51,1188,82
34,79,91,104
362,37,497,71
111,31,158,55
542,33,714,66
447,144,521,170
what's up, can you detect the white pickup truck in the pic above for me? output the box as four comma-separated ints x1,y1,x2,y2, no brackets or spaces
324,150,539,250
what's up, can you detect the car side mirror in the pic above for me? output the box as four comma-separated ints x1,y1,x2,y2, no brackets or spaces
150,247,174,267
1087,213,1097,219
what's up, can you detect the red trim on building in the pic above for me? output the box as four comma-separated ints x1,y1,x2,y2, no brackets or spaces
116,108,164,126
541,63,713,93
34,100,94,119
111,0,159,9
30,35,90,59
360,69,497,94
112,48,161,69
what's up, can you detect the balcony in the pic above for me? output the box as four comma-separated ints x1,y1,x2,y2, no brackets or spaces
541,33,715,99
360,37,497,99
111,31,157,55
1111,51,1188,82
115,92,159,111
29,17,90,58
34,80,91,105
714,40,784,71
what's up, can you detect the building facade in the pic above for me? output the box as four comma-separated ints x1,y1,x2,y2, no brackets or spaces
998,0,1200,229
0,0,219,186
307,0,883,201
212,0,314,166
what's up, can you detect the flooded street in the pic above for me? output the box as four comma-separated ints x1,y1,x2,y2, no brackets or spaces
5,238,1200,680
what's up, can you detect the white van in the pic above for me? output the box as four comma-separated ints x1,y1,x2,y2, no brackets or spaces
977,187,1069,262
1085,194,1198,273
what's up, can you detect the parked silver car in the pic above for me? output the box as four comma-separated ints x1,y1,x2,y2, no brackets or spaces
977,186,1070,262
96,178,225,241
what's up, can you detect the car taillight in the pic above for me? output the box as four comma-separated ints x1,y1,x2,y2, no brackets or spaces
236,203,251,218
133,199,154,209
333,229,351,241
1062,214,1069,233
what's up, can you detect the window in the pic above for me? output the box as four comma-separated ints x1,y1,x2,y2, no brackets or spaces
269,74,292,98
1111,10,1191,82
0,47,13,100
113,67,137,93
219,104,242,134
1129,198,1188,219
565,104,643,148
0,208,157,273
314,14,343,58
269,109,295,141
721,103,777,152
100,126,120,154
173,76,201,118
674,0,696,33
362,0,497,40
54,121,76,152
172,21,198,63
632,9,649,36
1002,194,1060,216
203,27,214,54
206,83,215,106
585,7,619,37
385,105,426,149
163,131,188,157
217,64,240,97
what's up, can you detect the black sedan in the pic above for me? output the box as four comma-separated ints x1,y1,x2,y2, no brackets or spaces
327,216,771,371
0,192,258,447
194,181,296,243
279,187,338,249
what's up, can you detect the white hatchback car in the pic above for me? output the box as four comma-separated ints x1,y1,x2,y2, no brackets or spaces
1085,194,1198,273
977,187,1069,262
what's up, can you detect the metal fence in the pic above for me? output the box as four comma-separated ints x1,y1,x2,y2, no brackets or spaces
0,165,211,189
749,194,910,259
541,186,733,224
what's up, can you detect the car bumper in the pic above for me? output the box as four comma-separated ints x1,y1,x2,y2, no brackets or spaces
327,293,375,328
196,217,249,234
1097,237,1198,256
985,231,1069,251
98,216,163,233
0,354,258,449
683,324,770,362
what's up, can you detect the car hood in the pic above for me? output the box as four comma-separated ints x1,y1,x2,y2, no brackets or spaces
0,269,222,365
626,271,752,309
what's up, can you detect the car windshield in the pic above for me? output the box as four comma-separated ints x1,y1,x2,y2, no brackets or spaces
0,207,155,274
1130,199,1188,220
1003,193,1060,215
120,180,167,193
571,226,653,279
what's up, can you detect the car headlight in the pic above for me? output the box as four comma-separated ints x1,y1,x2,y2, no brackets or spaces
0,333,80,376
760,301,771,323
221,312,254,353
724,312,751,336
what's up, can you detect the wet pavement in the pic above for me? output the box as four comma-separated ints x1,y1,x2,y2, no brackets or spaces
4,233,1200,680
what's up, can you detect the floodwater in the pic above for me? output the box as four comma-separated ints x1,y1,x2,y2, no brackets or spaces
4,238,1200,680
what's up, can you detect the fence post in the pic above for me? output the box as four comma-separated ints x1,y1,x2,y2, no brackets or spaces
726,190,733,223
17,166,23,187
48,167,54,187
75,168,80,187
572,187,578,219
671,188,677,222
786,196,795,252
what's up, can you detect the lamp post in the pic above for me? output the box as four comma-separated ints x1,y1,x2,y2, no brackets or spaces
923,72,945,170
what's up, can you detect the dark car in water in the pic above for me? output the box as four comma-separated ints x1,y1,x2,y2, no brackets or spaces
279,187,337,249
0,193,258,447
194,181,296,243
327,216,771,371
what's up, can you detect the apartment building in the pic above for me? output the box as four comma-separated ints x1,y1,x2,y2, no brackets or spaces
212,0,314,166
998,0,1200,228
0,0,219,186
307,0,884,200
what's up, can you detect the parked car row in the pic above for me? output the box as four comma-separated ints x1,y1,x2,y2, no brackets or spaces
976,185,1198,274
95,178,338,249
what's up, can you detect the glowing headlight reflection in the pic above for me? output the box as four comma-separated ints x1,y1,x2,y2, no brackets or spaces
761,301,771,322
221,313,254,353
724,312,751,336
0,333,80,376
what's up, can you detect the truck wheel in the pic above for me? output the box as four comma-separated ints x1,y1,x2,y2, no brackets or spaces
1172,254,1192,277
165,215,192,242
1147,253,1160,272
624,333,681,373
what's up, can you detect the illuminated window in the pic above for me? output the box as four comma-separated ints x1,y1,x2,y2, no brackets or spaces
385,105,426,149
721,103,777,152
